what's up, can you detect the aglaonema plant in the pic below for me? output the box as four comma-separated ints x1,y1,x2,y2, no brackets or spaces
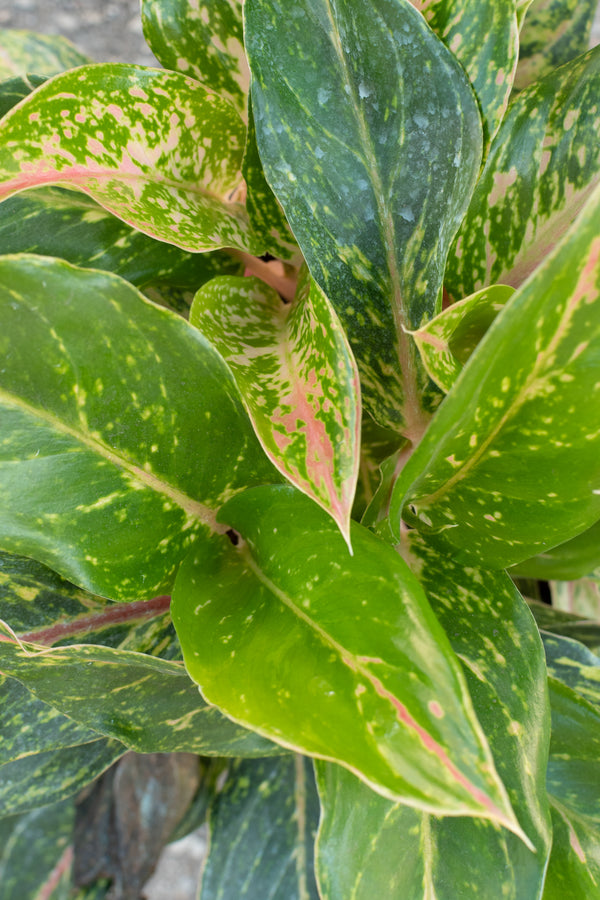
0,0,599,897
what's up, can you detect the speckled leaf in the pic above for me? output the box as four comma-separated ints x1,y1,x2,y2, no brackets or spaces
199,756,320,900
245,0,482,433
389,185,600,568
410,0,519,144
0,188,242,288
0,737,125,817
0,255,278,600
0,29,90,79
543,679,600,898
0,73,45,118
0,629,278,757
412,284,514,393
512,519,600,580
446,45,600,299
552,577,600,620
190,274,360,544
173,484,522,832
515,0,599,90
0,64,263,254
141,0,249,119
0,799,75,900
542,632,600,710
528,601,600,653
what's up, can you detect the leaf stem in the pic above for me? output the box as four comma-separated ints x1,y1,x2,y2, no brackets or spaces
230,250,298,301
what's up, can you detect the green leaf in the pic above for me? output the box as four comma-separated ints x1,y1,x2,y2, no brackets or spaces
0,29,90,79
0,255,277,599
0,629,278,757
173,484,523,833
245,0,482,433
0,188,242,289
410,0,519,144
141,0,249,119
0,73,45,118
528,601,600,653
412,284,515,393
516,0,599,90
0,64,263,254
389,185,600,568
446,45,600,299
543,632,600,709
551,577,600,620
200,756,320,900
512,519,600,580
190,273,360,545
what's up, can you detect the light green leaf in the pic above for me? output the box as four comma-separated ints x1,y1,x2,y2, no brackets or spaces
190,273,360,545
0,188,242,288
0,29,90,79
516,0,599,90
245,0,482,433
412,284,514,393
410,0,519,144
0,255,278,600
200,756,320,900
141,0,249,119
389,185,600,568
446,45,600,298
512,519,600,580
542,632,600,709
173,484,522,833
0,64,263,254
0,73,45,118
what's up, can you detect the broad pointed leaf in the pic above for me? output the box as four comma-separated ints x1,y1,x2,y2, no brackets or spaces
0,73,45,118
542,632,600,709
0,64,263,254
0,188,242,288
0,255,278,600
512,519,600,580
190,274,360,544
389,185,600,568
410,0,519,143
446,45,600,298
173,484,521,832
199,756,320,900
141,0,249,119
245,0,482,433
0,29,90,79
412,284,514,392
516,0,599,90
552,577,600,620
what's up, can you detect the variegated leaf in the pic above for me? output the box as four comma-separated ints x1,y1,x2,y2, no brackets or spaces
141,0,249,119
446,45,600,298
516,0,599,90
389,185,600,568
0,28,90,79
410,0,519,144
190,273,360,545
0,73,45,118
0,255,278,600
0,188,242,289
552,576,600,621
412,284,514,392
542,631,600,710
0,64,263,254
174,484,523,833
512,518,600,580
245,0,482,434
199,756,320,900
528,601,600,653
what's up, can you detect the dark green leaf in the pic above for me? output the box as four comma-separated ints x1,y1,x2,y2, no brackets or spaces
0,73,45,119
528,601,600,653
0,29,90,79
542,632,600,709
512,519,600,580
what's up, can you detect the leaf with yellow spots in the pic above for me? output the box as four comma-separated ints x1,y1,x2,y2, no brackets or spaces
190,273,360,546
389,183,600,568
245,0,482,434
528,601,600,653
409,0,519,144
412,284,514,393
0,255,279,600
512,518,600,581
199,756,320,900
515,0,599,90
0,28,90,80
0,64,264,255
173,484,525,833
446,45,600,299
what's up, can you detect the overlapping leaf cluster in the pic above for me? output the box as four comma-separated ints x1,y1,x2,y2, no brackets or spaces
0,0,599,897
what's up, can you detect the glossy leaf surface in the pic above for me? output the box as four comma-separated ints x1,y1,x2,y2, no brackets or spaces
200,756,320,900
141,0,249,119
0,64,262,253
390,186,600,568
528,602,600,653
0,73,45,118
0,255,277,599
543,632,600,709
0,28,90,79
174,484,520,830
245,0,482,432
513,519,600,580
447,46,600,298
190,274,360,544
